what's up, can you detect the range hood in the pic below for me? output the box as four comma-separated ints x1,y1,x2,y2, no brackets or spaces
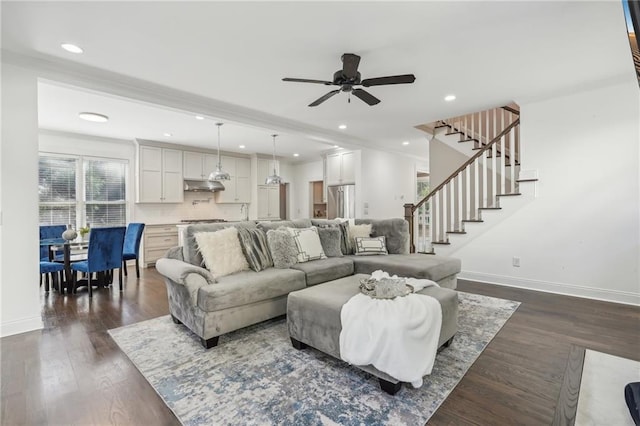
184,180,225,192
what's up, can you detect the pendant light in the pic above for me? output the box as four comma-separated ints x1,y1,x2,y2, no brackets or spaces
265,134,282,185
208,122,230,182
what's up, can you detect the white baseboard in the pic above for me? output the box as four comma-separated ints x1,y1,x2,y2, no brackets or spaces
1,316,43,338
458,271,640,306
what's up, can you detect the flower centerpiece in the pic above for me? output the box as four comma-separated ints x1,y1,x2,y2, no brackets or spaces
79,225,90,241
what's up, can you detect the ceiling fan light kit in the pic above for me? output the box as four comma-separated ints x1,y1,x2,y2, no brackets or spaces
208,122,231,182
283,53,416,107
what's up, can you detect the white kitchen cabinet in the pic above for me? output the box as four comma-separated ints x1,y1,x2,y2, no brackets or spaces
183,151,217,180
326,151,356,186
137,146,184,203
257,158,279,184
215,156,251,203
257,185,280,220
143,224,179,266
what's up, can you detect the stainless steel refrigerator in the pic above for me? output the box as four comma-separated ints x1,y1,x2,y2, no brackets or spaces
327,184,356,219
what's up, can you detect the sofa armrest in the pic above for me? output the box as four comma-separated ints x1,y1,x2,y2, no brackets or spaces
165,246,185,261
156,258,216,306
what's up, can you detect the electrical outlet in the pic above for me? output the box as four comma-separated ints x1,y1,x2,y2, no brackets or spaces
512,257,520,267
364,208,369,216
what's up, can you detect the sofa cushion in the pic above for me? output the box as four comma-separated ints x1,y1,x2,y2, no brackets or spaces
257,219,312,233
266,228,299,268
183,221,257,266
195,228,249,278
354,236,388,256
288,227,326,263
355,219,409,254
348,254,461,282
237,228,273,272
290,257,355,286
197,268,306,312
317,227,342,257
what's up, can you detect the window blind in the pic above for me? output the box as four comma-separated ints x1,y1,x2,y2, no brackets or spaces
84,159,126,226
39,156,77,225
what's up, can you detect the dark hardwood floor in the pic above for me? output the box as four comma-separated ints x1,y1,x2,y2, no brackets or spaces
2,269,639,425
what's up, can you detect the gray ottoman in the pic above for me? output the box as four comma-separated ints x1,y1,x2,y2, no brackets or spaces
287,273,458,395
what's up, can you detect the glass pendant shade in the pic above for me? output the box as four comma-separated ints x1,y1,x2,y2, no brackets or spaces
265,134,282,185
208,122,230,182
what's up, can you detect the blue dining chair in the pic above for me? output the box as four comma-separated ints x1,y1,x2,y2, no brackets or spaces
122,223,145,278
40,261,64,293
39,225,66,260
71,226,126,298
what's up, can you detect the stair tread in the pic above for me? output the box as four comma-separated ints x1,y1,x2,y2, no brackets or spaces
516,178,538,182
418,250,436,255
462,219,484,222
431,241,451,245
496,193,522,197
459,138,478,143
446,230,467,234
479,207,502,210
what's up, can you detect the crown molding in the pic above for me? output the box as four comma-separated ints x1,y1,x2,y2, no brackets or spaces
1,49,371,148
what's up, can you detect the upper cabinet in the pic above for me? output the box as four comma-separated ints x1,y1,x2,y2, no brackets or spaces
215,156,251,203
183,151,217,181
326,150,356,186
257,158,279,185
137,146,184,203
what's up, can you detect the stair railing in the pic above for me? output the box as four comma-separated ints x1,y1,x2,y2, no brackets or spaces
405,109,520,253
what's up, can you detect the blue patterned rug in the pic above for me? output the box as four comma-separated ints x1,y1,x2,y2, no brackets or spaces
109,292,519,425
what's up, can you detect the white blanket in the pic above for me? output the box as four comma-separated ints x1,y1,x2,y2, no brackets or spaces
339,271,442,388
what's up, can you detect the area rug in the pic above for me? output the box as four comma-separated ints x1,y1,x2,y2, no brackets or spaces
576,349,640,425
109,292,519,425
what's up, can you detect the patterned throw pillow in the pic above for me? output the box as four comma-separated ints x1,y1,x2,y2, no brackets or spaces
287,227,327,263
195,228,250,278
236,228,273,272
266,228,299,269
349,224,372,254
354,236,388,256
317,227,343,257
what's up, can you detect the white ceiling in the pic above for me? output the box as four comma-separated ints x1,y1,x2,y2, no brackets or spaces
2,1,635,162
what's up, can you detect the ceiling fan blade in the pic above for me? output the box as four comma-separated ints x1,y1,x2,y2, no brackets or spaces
341,53,361,79
361,74,416,87
283,77,334,85
309,89,341,107
352,88,381,106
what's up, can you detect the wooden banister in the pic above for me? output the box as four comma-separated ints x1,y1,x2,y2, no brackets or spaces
412,117,520,214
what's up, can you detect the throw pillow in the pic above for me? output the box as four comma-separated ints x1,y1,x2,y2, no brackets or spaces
266,228,299,269
236,228,273,272
317,227,343,257
195,228,249,278
287,227,327,263
317,220,352,255
349,224,372,254
354,236,389,256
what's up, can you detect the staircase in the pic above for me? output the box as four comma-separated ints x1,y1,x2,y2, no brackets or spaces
405,105,537,254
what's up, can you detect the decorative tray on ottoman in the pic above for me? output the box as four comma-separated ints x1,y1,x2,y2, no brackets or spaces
359,277,414,299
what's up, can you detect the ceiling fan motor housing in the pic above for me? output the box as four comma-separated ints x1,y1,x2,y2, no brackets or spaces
333,70,361,88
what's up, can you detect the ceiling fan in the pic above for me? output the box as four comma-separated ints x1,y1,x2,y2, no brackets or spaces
282,53,416,107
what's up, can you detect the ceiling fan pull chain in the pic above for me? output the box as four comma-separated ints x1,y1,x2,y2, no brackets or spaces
348,93,351,103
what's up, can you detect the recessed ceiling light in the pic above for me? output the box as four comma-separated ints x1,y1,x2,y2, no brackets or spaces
195,115,205,120
78,112,108,123
163,132,172,137
61,43,83,54
444,94,456,102
239,145,246,149
338,124,347,130
293,153,300,157
402,141,410,146
333,145,340,148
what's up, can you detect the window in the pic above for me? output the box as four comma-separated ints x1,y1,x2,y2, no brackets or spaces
84,159,126,226
39,155,127,227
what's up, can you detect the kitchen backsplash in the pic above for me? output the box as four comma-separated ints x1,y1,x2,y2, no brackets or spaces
134,191,247,224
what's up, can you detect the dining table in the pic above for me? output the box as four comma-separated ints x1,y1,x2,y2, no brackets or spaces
40,238,89,294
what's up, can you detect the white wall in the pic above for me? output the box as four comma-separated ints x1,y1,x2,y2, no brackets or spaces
359,149,417,219
1,64,43,337
290,160,323,219
429,138,469,188
449,81,640,304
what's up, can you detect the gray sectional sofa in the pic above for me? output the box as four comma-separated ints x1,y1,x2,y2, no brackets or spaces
155,218,461,348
